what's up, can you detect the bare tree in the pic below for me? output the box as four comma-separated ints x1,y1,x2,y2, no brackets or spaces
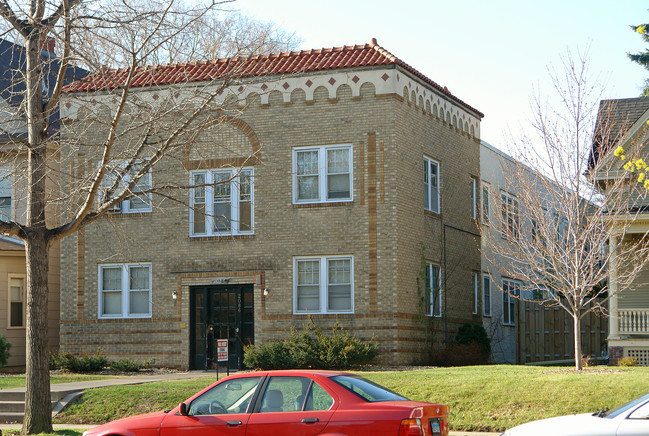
0,0,297,433
481,51,649,371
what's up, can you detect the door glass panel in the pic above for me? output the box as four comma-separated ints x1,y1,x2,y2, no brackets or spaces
243,291,253,307
306,382,334,411
260,377,310,413
228,309,236,324
189,377,261,416
242,323,253,342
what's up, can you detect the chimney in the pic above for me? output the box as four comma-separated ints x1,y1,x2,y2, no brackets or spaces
41,37,55,54
370,38,378,46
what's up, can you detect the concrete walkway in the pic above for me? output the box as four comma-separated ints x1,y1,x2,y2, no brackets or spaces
0,370,217,396
0,372,501,435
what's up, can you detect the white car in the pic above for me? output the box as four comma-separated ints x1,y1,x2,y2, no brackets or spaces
501,393,649,436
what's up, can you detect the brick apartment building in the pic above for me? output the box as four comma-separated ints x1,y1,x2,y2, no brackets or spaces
59,40,484,368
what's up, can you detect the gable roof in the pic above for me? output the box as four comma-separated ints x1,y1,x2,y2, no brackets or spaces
63,39,483,118
0,38,87,107
0,235,24,251
0,37,87,143
589,97,649,170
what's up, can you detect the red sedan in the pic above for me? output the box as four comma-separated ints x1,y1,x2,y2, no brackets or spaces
82,370,449,436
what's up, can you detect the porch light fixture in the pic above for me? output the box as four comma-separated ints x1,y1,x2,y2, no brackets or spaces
172,290,178,300
263,288,269,296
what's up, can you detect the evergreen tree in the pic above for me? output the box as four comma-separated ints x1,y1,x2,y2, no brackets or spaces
628,23,649,96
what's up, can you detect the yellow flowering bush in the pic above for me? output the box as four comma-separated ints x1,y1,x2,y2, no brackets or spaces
615,145,649,189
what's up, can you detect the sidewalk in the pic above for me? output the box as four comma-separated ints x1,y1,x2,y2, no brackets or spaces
0,371,216,430
0,370,217,396
0,372,501,435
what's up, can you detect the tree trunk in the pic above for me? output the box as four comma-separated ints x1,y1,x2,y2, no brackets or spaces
573,315,583,371
22,30,53,434
22,235,52,434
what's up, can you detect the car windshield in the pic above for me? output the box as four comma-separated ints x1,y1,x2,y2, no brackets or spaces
330,375,409,402
599,393,649,419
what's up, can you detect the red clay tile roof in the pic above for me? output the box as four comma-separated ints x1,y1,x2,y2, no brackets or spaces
63,40,483,117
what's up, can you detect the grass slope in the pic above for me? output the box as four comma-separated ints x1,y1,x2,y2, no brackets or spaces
53,366,649,432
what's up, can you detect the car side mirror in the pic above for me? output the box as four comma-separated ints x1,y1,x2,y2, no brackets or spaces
179,402,188,416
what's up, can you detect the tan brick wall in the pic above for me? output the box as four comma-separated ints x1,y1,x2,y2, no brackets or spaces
60,74,481,368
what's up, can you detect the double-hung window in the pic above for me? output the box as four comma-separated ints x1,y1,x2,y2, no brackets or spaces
99,162,152,213
294,256,353,314
190,168,253,236
425,262,442,317
99,263,151,319
482,274,491,317
470,178,479,220
8,275,25,328
500,191,519,239
481,182,490,225
293,144,352,204
502,279,520,325
424,157,440,213
0,168,11,220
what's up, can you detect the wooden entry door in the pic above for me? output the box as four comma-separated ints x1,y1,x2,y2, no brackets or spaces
190,284,254,370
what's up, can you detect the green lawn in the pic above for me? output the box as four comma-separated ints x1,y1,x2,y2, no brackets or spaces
0,374,123,390
52,365,649,433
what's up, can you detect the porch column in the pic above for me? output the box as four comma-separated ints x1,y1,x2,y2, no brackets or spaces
609,235,619,340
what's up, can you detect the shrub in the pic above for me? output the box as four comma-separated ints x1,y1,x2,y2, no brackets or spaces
432,324,492,367
617,356,638,367
244,318,378,370
110,358,155,372
0,335,11,367
455,323,491,355
50,351,108,372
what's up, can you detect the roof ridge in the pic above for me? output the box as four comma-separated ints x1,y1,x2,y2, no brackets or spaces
63,38,484,117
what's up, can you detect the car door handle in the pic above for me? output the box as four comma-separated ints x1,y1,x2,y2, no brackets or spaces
302,417,319,423
226,420,242,426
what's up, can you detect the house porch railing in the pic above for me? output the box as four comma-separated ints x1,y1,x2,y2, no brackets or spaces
618,309,649,334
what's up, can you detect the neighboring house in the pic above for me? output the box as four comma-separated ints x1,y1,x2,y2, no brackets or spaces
590,96,649,366
0,37,85,367
59,39,484,369
480,141,605,364
479,141,521,364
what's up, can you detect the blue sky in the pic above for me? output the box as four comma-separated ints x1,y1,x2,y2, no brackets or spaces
235,0,648,152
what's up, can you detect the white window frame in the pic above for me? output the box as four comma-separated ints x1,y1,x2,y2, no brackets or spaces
292,144,353,204
481,182,490,225
98,263,152,319
470,178,478,220
472,271,479,315
502,278,521,326
424,156,440,214
189,168,254,237
482,273,491,317
0,168,11,220
99,162,152,214
293,256,354,315
7,273,25,329
425,262,442,317
500,191,520,239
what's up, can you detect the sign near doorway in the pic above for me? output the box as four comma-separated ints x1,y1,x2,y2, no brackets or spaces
217,339,228,362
